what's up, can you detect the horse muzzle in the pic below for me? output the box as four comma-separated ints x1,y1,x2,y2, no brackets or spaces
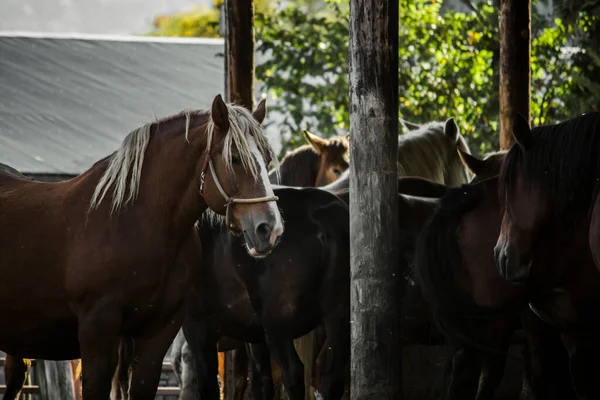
242,219,283,259
493,243,531,284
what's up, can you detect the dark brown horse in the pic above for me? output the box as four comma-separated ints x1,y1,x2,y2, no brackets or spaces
396,151,518,400
493,111,600,398
0,95,283,400
413,174,579,399
494,112,600,282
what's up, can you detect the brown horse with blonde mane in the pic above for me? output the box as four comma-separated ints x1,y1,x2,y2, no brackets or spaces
0,95,283,400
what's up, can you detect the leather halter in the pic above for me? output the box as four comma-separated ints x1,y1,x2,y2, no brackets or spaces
199,132,279,234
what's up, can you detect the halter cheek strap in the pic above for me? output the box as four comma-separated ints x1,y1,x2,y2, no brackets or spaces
199,141,279,235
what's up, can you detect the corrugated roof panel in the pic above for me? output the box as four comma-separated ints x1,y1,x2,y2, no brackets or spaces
0,34,225,174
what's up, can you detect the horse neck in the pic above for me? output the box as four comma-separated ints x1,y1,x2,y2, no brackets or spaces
443,158,470,186
399,195,438,237
139,129,208,230
271,147,319,186
397,136,447,183
322,170,349,193
397,132,470,186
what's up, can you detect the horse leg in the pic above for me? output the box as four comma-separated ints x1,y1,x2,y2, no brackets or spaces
521,309,575,400
561,332,600,399
171,328,201,399
474,321,515,400
443,345,481,400
313,315,349,400
78,311,121,400
3,356,30,400
182,317,220,399
128,313,184,400
310,325,327,393
246,342,275,400
111,337,134,400
474,348,509,400
231,348,250,400
263,333,305,400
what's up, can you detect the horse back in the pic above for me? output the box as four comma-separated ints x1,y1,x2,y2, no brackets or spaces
0,170,69,213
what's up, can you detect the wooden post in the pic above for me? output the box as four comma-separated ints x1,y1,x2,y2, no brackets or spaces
499,0,531,149
223,0,255,398
224,0,255,107
348,0,401,399
35,360,75,399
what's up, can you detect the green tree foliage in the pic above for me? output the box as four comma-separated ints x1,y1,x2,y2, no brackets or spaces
148,0,600,156
147,0,271,38
257,0,600,154
148,4,221,38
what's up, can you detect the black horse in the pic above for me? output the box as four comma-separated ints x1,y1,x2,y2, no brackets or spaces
182,186,351,400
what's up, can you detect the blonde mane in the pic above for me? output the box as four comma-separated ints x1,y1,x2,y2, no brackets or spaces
89,103,278,214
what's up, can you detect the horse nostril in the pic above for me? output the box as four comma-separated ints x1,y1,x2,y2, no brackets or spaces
493,245,504,271
255,222,272,242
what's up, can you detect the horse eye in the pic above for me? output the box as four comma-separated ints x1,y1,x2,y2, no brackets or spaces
232,155,241,165
333,168,341,175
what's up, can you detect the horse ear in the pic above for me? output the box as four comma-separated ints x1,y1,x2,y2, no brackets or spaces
513,113,532,151
211,94,230,132
303,130,328,153
253,99,267,125
457,147,486,176
444,117,459,142
399,118,421,133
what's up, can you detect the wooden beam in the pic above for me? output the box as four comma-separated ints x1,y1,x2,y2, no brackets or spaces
348,0,401,399
0,385,41,394
35,360,75,399
499,0,531,149
224,0,255,107
223,1,255,398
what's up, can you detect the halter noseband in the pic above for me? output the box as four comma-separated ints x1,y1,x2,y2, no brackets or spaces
199,133,279,234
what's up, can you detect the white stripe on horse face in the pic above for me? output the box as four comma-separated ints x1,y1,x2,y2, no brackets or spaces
247,135,284,235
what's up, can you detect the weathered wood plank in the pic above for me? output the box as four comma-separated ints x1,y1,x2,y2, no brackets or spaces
156,386,183,395
499,0,531,149
35,360,75,399
0,385,41,394
348,0,401,399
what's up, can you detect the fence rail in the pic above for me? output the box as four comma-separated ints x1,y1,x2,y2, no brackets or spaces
0,357,180,398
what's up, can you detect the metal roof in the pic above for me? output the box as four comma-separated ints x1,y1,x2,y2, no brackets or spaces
0,33,226,174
